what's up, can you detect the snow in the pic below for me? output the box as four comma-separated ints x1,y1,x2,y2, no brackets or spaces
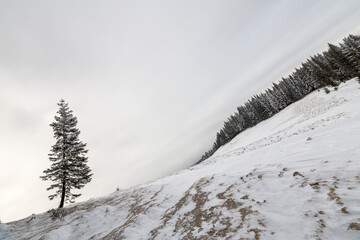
1,79,360,239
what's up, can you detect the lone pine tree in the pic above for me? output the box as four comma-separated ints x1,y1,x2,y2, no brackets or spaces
41,99,92,208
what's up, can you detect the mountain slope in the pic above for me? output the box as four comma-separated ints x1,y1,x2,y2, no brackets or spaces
2,79,360,240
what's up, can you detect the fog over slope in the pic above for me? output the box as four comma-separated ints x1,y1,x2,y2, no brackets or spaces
2,79,360,240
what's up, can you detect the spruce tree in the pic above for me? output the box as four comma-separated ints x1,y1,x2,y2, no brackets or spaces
40,99,92,208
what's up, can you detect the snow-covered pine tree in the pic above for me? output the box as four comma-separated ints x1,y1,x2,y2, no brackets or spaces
40,99,92,208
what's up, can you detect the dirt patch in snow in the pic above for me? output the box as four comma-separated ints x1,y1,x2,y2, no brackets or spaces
348,222,360,230
150,176,265,239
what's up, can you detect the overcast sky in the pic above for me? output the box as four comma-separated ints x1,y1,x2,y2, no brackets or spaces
1,0,360,222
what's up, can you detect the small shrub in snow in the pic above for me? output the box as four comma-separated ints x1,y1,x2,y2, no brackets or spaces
48,208,66,221
324,87,331,94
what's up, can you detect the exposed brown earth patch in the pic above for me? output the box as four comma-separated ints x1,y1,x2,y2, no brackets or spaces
348,222,360,230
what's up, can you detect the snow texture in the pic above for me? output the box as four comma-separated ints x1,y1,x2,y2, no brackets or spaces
1,79,360,240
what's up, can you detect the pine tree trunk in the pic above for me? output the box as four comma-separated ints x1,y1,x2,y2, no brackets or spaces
59,129,66,209
59,182,65,208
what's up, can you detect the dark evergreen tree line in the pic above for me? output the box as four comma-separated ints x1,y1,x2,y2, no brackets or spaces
197,34,360,164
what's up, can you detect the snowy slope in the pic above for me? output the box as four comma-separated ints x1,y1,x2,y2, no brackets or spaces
2,79,360,240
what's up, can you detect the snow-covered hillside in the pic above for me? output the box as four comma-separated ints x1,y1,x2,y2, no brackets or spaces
2,79,360,240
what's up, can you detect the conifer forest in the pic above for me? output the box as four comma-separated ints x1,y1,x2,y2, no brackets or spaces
198,34,360,163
